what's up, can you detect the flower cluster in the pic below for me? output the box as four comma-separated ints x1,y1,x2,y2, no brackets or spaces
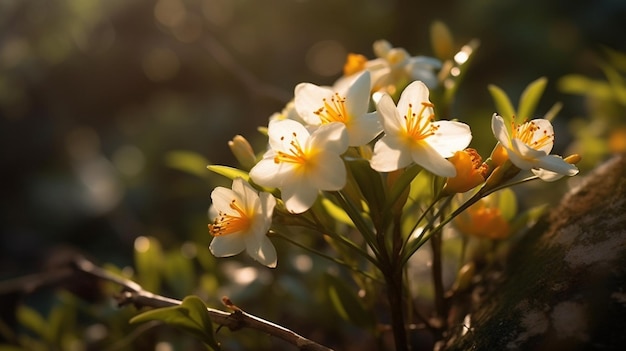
206,41,580,267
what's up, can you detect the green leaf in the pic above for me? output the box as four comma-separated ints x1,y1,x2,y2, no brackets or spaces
488,84,515,135
494,188,517,221
130,296,220,350
165,151,211,180
325,274,375,329
134,236,164,292
163,250,196,297
206,165,249,182
517,77,547,120
320,197,354,227
346,159,386,227
385,164,422,210
16,306,49,342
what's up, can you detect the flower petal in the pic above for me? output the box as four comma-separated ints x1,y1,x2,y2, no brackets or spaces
375,93,403,134
209,235,246,257
534,154,579,177
526,118,554,154
427,121,472,157
491,114,511,147
281,176,320,213
308,151,347,190
345,111,383,146
249,155,290,188
294,83,333,126
370,136,413,172
507,138,549,169
396,81,431,119
211,187,237,213
308,122,348,155
246,235,277,268
410,141,456,177
267,119,310,152
343,71,371,118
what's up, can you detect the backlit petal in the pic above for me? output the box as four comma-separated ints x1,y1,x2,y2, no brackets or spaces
294,83,332,125
375,93,403,134
245,235,277,268
491,114,511,147
396,81,431,119
534,154,579,176
308,122,348,155
345,111,382,146
281,176,320,213
267,119,310,152
308,151,346,190
410,142,456,177
427,121,472,157
209,235,246,257
370,136,412,172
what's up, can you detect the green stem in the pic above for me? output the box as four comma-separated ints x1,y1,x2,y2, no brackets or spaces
271,231,383,283
332,191,380,258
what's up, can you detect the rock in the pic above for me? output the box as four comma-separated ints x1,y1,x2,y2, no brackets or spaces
445,154,626,351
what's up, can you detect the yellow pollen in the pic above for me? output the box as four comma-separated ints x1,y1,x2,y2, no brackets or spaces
314,93,349,124
274,133,309,166
209,199,251,236
511,117,554,150
404,102,438,141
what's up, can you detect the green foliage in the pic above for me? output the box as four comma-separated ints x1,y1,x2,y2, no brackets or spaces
165,151,212,180
206,165,250,182
324,273,375,329
134,236,164,292
130,296,220,351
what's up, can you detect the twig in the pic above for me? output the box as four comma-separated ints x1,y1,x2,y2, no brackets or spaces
0,256,333,351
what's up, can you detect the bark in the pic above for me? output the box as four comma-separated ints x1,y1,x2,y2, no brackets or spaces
445,153,626,351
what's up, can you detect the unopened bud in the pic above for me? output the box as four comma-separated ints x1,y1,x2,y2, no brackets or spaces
564,154,582,164
228,135,256,170
430,20,455,60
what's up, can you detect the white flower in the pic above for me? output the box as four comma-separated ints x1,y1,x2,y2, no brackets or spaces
491,114,579,181
208,178,277,267
294,71,381,146
370,81,472,176
249,119,348,214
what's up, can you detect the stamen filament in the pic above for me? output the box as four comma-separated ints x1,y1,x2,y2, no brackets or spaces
209,199,251,236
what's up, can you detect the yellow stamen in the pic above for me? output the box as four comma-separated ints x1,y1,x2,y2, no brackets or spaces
314,93,349,124
274,132,309,166
343,53,367,76
209,199,251,236
511,117,554,150
404,102,438,141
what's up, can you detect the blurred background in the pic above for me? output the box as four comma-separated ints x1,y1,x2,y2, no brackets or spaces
1,0,625,349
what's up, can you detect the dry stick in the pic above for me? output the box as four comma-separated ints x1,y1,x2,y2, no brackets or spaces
70,257,333,351
0,257,333,351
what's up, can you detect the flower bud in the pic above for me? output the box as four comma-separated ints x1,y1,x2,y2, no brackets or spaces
228,135,257,170
454,199,510,240
564,153,582,165
490,143,508,167
430,20,455,60
443,148,488,195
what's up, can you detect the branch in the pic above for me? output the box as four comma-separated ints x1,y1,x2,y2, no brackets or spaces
1,256,333,351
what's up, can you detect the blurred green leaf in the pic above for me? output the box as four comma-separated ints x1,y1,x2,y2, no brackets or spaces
134,236,164,292
163,249,196,297
517,77,547,120
206,165,249,182
0,345,23,351
495,188,517,221
130,296,220,350
165,151,211,180
509,203,548,236
16,306,49,342
558,75,614,100
325,273,375,329
488,84,515,134
346,159,386,227
320,197,354,227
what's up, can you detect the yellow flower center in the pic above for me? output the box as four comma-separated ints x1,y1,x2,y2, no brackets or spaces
314,93,349,124
511,117,553,150
343,53,367,76
209,199,251,236
273,132,313,171
403,102,438,142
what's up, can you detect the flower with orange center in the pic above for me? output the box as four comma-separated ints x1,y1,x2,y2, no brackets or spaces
370,80,472,176
249,119,348,214
491,114,579,181
208,178,277,267
443,148,489,194
295,71,381,146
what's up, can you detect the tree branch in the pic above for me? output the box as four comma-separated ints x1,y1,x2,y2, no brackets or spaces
2,256,333,351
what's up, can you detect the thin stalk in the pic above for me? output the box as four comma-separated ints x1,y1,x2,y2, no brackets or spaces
271,231,383,283
332,191,381,258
